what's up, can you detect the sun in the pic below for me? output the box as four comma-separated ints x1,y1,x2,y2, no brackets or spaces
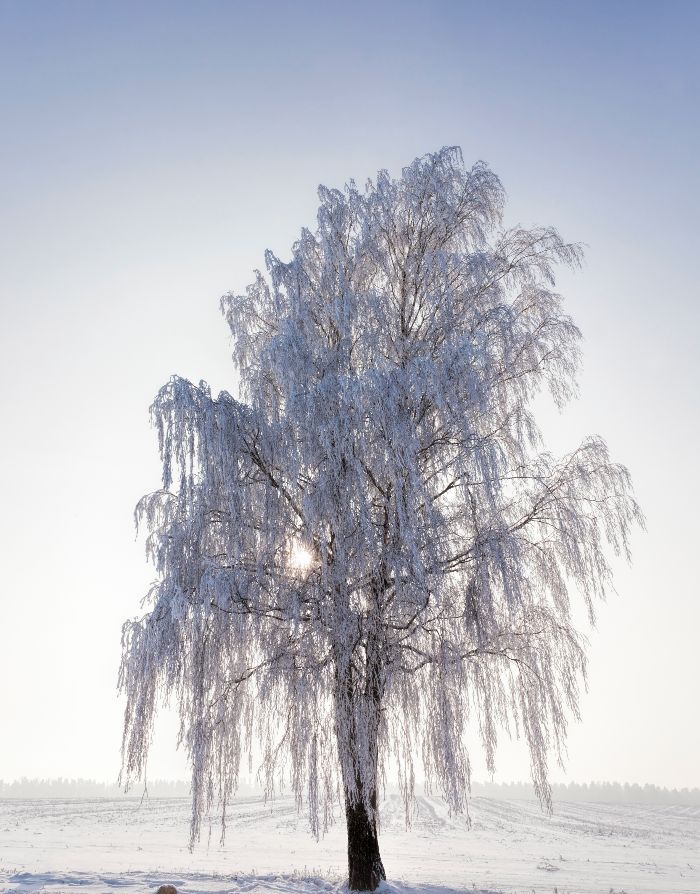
289,541,314,573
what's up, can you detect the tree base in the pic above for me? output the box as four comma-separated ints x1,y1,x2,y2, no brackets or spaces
346,798,386,891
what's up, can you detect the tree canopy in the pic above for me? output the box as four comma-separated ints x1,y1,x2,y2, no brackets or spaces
120,147,642,885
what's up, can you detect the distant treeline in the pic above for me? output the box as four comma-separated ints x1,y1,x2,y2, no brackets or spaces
1,777,699,805
468,780,700,805
0,777,191,798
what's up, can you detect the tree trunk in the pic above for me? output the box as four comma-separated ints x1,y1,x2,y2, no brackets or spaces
334,592,386,890
345,788,386,891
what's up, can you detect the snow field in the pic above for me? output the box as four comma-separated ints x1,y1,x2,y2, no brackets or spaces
0,795,697,893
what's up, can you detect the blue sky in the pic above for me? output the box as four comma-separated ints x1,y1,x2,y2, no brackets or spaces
0,1,698,788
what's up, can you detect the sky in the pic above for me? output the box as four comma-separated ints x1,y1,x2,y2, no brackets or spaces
0,1,698,791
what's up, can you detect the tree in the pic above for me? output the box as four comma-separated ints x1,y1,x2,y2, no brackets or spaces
119,147,642,890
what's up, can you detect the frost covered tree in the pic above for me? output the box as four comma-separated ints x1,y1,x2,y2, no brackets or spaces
120,147,642,890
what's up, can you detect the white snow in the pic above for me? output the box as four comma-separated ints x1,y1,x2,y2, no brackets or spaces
1,795,697,893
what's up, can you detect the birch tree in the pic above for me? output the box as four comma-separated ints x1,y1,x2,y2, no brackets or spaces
119,147,642,890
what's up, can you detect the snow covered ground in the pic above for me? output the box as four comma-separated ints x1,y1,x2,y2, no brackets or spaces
0,794,697,894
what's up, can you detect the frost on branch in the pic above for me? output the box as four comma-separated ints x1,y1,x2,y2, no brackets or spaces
119,147,643,848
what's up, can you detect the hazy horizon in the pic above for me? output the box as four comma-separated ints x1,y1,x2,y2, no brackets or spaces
3,775,699,804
